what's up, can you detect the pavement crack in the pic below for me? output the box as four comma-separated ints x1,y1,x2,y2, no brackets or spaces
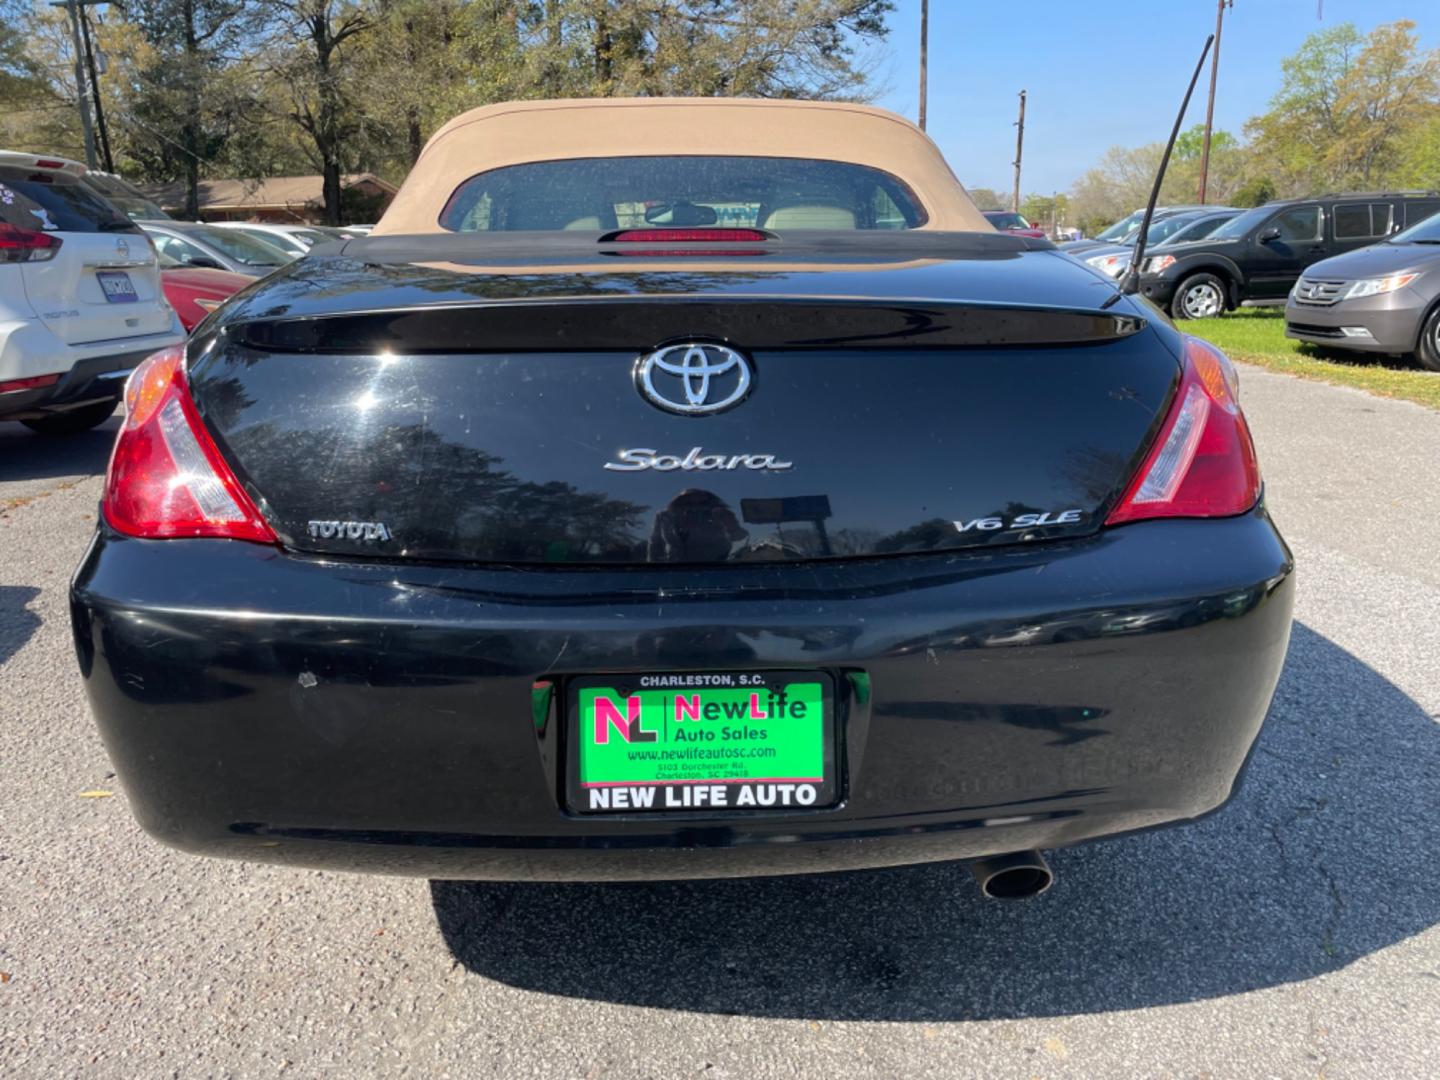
1266,821,1295,874
1316,860,1345,958
1267,795,1346,958
0,477,91,518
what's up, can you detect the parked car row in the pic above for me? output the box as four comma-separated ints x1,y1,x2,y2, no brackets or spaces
212,220,360,255
1134,191,1440,320
1074,190,1440,371
1059,204,1218,257
9,141,1438,448
0,151,186,434
142,220,362,269
1078,207,1241,279
0,150,350,434
139,219,292,276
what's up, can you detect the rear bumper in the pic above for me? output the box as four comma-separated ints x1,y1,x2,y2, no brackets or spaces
1284,295,1423,354
71,509,1294,880
0,334,180,420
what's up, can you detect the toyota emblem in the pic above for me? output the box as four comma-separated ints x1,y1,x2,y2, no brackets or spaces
635,343,752,415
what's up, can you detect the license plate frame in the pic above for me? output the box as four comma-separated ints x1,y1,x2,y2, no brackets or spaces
96,270,138,303
565,670,838,815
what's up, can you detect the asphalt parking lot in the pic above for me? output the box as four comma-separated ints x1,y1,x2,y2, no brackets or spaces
2,366,1437,1078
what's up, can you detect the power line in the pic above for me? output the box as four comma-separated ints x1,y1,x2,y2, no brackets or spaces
109,111,214,165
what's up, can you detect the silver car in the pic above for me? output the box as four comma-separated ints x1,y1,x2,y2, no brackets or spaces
138,220,295,278
1286,210,1440,371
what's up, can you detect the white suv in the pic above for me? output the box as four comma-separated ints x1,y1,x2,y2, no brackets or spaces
1,152,184,435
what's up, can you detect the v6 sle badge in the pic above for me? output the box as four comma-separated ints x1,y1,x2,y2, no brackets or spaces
954,509,1085,534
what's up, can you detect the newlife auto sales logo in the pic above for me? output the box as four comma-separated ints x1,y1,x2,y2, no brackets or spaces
592,695,659,744
576,677,827,812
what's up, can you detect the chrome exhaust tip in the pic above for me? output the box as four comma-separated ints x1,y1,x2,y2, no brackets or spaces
969,850,1054,900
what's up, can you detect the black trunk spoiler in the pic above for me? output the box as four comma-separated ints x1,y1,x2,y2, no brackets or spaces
234,297,1146,355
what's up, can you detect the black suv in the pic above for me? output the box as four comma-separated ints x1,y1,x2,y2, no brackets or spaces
1136,191,1440,319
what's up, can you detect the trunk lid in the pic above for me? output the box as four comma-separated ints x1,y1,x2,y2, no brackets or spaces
188,237,1181,565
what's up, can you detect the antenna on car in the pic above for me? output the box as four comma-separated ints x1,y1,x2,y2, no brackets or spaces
1103,34,1215,310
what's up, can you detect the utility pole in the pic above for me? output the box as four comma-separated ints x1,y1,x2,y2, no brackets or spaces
918,0,928,131
1012,90,1026,213
78,4,114,173
56,0,97,168
1197,0,1232,204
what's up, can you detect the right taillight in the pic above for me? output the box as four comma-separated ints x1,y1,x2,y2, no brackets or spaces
0,222,62,263
1106,335,1260,525
102,346,277,543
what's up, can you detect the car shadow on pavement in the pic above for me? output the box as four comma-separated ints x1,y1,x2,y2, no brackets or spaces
0,586,42,666
0,412,119,484
431,622,1439,1020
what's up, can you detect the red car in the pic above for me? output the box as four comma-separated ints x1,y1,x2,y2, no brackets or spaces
982,210,1048,239
158,263,251,332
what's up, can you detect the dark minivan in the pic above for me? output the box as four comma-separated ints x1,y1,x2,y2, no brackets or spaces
1137,190,1440,319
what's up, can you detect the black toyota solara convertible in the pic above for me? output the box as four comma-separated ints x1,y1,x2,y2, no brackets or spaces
71,99,1293,898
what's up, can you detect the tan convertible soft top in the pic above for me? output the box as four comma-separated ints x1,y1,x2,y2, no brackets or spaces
373,97,989,235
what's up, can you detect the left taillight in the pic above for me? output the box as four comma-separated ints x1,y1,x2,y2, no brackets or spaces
1106,335,1260,526
0,222,62,263
102,346,277,543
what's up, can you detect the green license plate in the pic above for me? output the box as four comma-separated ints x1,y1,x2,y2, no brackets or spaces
566,670,837,814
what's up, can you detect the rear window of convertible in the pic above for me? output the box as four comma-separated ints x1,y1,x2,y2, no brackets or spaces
438,156,928,232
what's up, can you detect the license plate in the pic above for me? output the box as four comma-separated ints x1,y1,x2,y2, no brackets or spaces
97,270,137,303
566,670,837,814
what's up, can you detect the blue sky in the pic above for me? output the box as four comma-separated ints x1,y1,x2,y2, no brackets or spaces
869,0,1437,195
